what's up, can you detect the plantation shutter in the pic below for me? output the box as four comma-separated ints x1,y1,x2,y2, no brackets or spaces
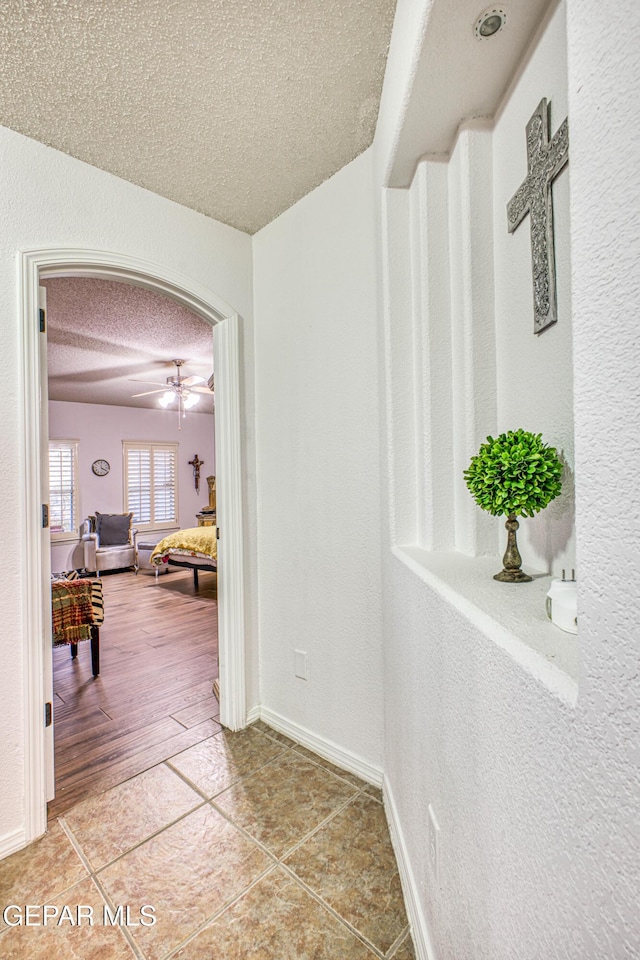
124,443,178,528
49,444,76,534
126,448,152,523
153,448,176,523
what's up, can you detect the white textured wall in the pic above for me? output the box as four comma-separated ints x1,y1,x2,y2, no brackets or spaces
253,151,384,768
568,0,640,941
48,400,215,571
0,127,255,844
376,0,640,958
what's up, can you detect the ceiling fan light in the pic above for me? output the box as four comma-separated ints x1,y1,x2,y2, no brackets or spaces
159,391,175,407
183,392,200,408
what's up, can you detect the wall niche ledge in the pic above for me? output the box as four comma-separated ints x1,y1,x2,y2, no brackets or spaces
393,545,578,706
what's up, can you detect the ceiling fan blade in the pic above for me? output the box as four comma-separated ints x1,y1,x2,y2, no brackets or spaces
131,388,167,397
191,385,214,395
182,375,206,386
128,378,169,387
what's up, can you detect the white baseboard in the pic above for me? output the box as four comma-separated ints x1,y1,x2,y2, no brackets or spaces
246,704,261,724
0,827,27,861
383,775,439,960
258,707,383,788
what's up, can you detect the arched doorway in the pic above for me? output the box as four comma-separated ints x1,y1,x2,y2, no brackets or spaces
20,248,247,843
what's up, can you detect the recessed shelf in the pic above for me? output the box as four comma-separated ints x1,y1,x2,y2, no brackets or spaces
393,545,578,706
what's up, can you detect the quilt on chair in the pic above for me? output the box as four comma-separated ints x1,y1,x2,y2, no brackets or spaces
51,578,104,645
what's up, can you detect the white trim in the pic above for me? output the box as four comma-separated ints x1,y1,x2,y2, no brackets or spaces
0,827,28,861
246,704,261,724
383,774,439,960
36,248,235,323
19,247,249,845
20,259,47,842
259,707,383,787
214,316,246,731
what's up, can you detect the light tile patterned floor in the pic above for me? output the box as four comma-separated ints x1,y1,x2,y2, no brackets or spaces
0,722,415,959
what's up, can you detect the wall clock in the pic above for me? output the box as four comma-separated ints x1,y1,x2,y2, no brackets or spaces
91,459,110,477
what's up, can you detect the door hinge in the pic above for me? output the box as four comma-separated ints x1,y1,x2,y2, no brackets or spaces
39,308,46,333
44,702,52,727
42,504,49,528
216,527,220,539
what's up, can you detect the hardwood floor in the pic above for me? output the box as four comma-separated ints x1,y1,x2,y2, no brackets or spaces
49,567,219,820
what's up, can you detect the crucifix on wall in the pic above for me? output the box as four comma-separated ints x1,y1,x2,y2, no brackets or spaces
507,98,569,334
188,454,204,494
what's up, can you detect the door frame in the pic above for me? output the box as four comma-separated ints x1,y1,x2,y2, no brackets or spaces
20,247,247,843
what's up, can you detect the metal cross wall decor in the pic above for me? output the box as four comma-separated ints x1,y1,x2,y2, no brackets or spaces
188,453,204,494
507,98,569,334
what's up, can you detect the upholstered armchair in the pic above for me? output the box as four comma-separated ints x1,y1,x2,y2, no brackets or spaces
82,512,138,575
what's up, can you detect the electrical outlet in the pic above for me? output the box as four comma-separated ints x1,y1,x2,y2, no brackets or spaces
428,804,440,884
294,649,307,680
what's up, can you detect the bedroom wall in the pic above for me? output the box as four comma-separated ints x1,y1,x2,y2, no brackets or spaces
0,126,255,850
252,150,384,772
48,399,215,572
375,0,640,958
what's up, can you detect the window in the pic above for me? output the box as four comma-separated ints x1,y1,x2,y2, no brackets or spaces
49,441,79,539
123,442,178,530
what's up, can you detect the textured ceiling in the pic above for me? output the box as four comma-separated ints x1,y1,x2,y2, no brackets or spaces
17,2,558,407
0,0,396,234
44,278,215,411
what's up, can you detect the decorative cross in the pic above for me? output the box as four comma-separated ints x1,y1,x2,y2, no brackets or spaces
507,98,569,334
188,454,204,494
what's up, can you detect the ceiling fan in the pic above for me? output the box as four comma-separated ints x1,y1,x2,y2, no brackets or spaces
130,359,214,426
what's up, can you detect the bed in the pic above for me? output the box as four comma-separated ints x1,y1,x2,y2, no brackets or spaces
149,526,217,587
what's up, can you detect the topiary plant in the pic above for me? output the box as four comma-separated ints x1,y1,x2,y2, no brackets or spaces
464,429,563,582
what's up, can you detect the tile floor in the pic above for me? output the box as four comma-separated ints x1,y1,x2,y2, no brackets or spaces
0,721,415,959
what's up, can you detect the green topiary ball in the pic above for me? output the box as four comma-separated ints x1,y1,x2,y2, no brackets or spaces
464,429,563,518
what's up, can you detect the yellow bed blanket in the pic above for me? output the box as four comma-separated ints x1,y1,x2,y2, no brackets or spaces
150,526,217,566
